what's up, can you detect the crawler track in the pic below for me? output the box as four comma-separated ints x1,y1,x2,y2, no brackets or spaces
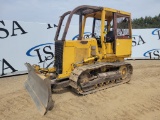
69,62,133,95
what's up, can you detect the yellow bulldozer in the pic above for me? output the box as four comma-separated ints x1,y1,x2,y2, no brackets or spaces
24,5,133,115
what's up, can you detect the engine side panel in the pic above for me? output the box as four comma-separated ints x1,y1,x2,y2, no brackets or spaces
57,39,98,79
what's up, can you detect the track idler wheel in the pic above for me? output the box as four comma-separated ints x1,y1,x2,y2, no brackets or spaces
119,65,128,80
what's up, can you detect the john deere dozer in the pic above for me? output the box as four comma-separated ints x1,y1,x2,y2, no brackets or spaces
24,5,133,115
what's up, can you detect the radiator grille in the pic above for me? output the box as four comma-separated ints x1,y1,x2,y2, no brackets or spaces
54,41,64,74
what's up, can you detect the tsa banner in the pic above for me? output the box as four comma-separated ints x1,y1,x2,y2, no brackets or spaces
0,20,160,77
0,20,56,77
132,28,160,59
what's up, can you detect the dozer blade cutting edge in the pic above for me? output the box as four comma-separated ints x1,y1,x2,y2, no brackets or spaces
24,63,54,115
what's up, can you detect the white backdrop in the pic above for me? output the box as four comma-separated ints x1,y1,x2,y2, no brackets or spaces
132,29,160,59
0,20,160,77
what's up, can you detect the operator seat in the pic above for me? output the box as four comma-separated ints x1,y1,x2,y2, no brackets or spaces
106,31,114,43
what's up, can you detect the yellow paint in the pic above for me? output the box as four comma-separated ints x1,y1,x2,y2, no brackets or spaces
104,8,131,16
106,43,113,54
54,6,132,79
48,67,56,73
100,10,106,55
57,39,99,79
116,39,132,56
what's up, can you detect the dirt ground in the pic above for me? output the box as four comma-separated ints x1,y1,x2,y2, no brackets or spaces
0,60,160,120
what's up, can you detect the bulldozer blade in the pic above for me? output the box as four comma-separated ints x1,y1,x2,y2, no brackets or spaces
24,63,54,115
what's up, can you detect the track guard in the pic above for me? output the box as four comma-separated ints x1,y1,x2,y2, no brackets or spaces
24,63,54,115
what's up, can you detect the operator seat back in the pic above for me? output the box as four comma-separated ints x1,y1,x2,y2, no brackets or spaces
106,31,114,43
